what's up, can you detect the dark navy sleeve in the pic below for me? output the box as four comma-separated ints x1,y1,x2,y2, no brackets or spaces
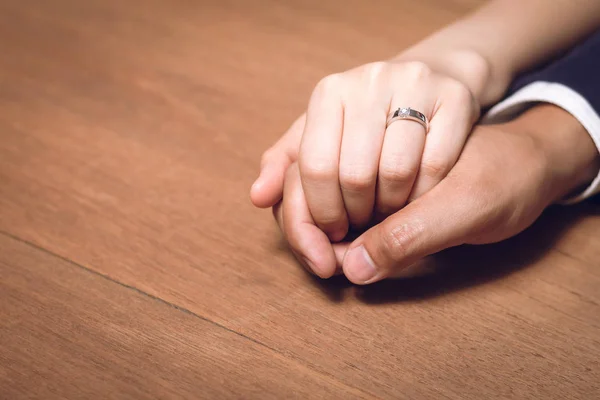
509,29,600,113
484,29,600,203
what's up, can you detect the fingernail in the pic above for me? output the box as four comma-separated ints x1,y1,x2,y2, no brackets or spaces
344,245,377,283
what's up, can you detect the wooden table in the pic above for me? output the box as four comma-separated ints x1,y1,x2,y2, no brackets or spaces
1,1,599,398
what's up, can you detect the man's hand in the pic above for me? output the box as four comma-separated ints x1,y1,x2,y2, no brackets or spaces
274,104,600,282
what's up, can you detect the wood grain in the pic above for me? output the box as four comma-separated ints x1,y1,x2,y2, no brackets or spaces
0,233,364,399
0,0,599,398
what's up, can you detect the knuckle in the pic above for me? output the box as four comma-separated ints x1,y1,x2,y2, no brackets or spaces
315,210,347,227
444,78,474,104
379,163,417,186
314,73,343,97
300,160,338,183
339,169,375,192
362,61,389,79
361,62,390,95
419,157,453,180
419,157,452,180
380,220,425,262
402,61,432,80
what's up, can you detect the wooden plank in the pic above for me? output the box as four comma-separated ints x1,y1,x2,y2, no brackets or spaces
0,0,478,333
0,233,364,399
0,0,599,398
0,0,481,327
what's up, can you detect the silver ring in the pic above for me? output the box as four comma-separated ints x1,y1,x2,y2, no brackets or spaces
386,107,429,132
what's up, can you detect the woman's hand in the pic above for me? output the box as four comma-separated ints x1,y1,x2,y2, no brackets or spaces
253,59,480,241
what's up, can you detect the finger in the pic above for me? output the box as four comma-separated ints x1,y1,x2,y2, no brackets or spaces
298,75,349,241
332,242,351,274
376,116,427,217
342,175,477,284
283,163,337,278
338,102,388,228
251,114,305,208
375,76,434,217
274,198,325,275
409,82,479,201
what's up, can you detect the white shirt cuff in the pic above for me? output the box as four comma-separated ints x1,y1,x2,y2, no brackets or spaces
482,81,600,204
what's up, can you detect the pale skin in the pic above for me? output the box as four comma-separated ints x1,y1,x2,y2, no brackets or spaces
250,0,600,282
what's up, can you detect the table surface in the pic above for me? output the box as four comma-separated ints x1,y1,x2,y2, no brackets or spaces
1,1,599,398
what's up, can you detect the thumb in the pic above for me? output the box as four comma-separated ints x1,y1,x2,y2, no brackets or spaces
250,114,305,208
342,177,477,284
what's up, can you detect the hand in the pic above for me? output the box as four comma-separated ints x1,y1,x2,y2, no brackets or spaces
253,0,600,238
274,104,600,281
254,60,480,241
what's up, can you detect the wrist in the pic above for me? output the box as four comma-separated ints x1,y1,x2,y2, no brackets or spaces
507,104,600,202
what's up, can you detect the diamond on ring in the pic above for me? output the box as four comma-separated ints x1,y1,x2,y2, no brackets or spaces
386,107,429,132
